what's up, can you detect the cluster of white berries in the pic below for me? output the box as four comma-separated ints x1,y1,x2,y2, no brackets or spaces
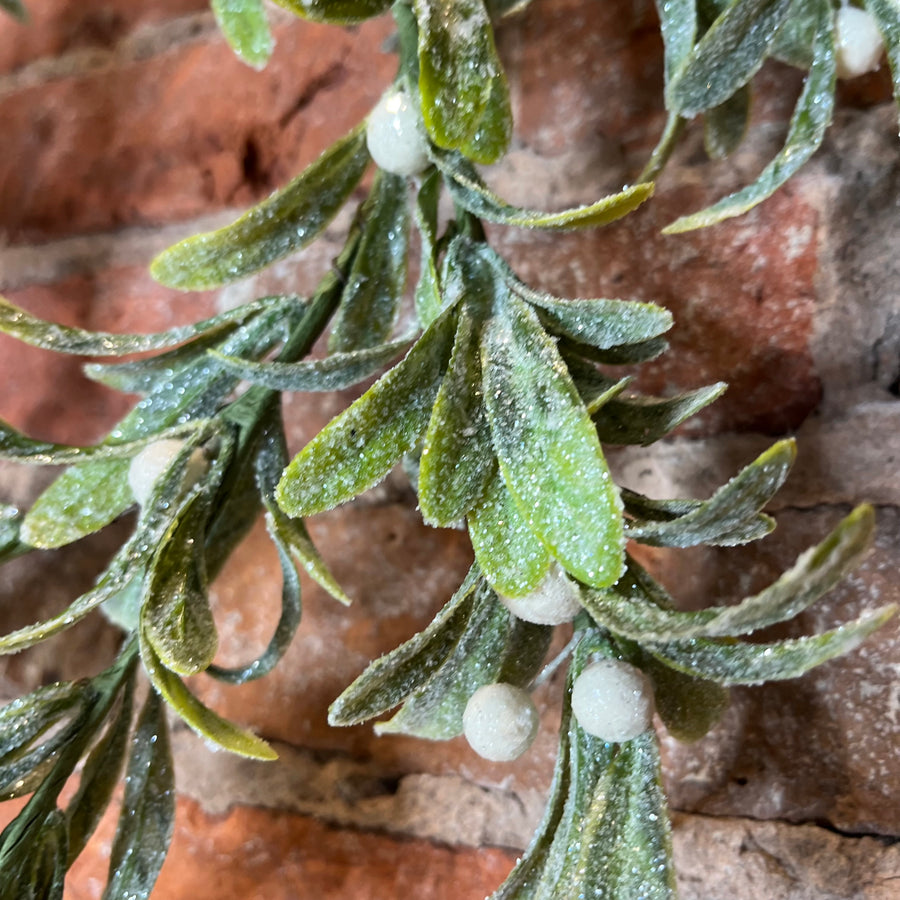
365,88,431,177
127,438,208,506
835,6,885,80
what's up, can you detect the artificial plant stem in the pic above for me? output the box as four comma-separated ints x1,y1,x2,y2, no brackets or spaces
638,112,687,183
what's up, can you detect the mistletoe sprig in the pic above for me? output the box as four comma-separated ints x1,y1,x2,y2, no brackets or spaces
0,0,896,897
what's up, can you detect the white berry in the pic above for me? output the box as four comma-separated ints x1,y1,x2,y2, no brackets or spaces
128,439,207,506
463,683,539,762
499,562,583,626
571,659,654,742
366,89,430,176
835,6,884,80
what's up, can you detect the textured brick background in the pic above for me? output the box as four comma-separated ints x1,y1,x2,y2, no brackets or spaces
1,0,899,897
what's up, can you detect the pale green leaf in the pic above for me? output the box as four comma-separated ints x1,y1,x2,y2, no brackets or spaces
211,0,273,68
666,0,836,231
276,308,457,516
151,127,369,289
666,0,793,116
481,291,625,588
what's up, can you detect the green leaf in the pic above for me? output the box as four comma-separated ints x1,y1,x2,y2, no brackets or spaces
0,292,292,358
414,0,511,162
21,459,133,550
0,809,68,900
769,0,820,67
591,506,876,642
211,0,273,68
565,356,631,415
0,505,26,564
329,170,411,352
666,0,836,231
626,439,795,547
141,490,218,677
377,578,550,739
329,567,480,726
419,308,494,526
0,0,26,21
435,150,655,228
101,692,174,900
277,307,457,516
648,604,897,684
704,84,751,159
151,127,370,290
140,631,277,759
207,508,304,684
593,382,727,447
481,290,625,589
468,468,552,597
866,0,900,127
655,0,697,86
666,0,793,116
65,669,136,862
561,335,669,366
509,283,673,350
211,338,410,392
271,0,392,23
637,648,729,742
414,169,444,328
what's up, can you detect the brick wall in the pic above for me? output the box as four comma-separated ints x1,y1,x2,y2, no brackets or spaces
1,1,899,897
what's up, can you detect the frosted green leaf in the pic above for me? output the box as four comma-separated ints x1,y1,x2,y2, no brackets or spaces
211,0,273,68
277,308,456,516
21,459,132,550
769,0,819,66
481,291,625,589
468,469,552,598
560,335,670,366
414,0,511,162
151,127,369,290
704,84,751,159
0,293,292,357
101,692,173,900
657,0,697,87
862,0,900,126
414,170,444,327
565,357,631,415
271,0,391,23
593,382,727,447
65,671,135,862
141,491,217,677
211,337,410,392
208,509,303,684
510,283,673,350
329,170,410,352
666,0,793,116
434,150,655,229
139,631,277,759
587,505,875,642
666,0,835,231
627,439,795,547
377,578,550,739
329,567,480,725
419,308,494,526
0,506,23,564
647,604,896,684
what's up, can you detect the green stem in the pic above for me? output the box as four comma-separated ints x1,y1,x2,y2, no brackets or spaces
638,112,687,183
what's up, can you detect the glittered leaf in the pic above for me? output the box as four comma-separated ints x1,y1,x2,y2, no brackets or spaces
414,169,444,327
140,632,277,759
626,439,795,547
277,308,456,516
481,291,625,589
377,578,550,739
560,335,670,366
666,0,793,116
656,0,697,86
329,568,480,726
434,150,654,228
648,604,896,684
593,382,727,447
151,127,369,289
419,308,493,526
329,170,410,352
211,0,273,68
101,692,173,900
414,0,510,161
271,0,391,23
468,469,552,598
704,84,751,159
667,0,835,231
866,0,900,127
770,0,820,67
